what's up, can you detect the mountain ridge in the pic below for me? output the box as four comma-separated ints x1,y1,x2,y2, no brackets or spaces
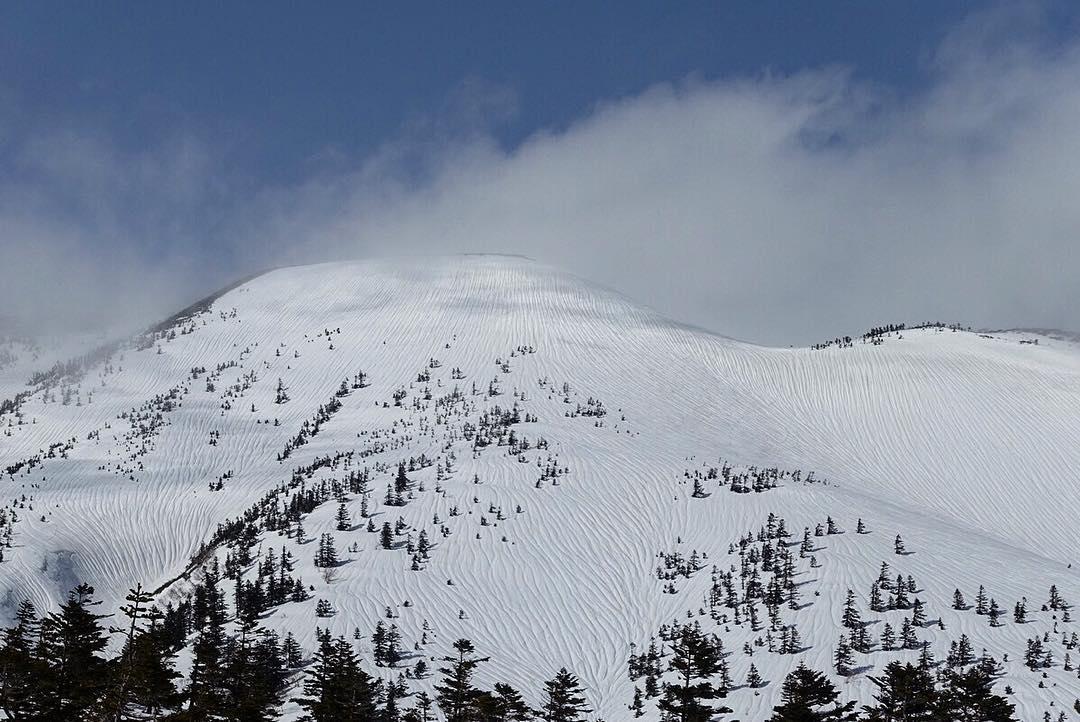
0,255,1077,719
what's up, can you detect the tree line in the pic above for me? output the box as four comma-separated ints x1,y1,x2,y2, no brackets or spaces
0,579,1021,722
0,581,590,722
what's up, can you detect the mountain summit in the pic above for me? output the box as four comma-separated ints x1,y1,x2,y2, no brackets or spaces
1,255,1076,718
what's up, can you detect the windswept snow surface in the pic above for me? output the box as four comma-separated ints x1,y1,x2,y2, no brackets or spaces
2,255,1078,719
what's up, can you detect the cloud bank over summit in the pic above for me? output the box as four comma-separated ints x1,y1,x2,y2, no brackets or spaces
1,3,1078,344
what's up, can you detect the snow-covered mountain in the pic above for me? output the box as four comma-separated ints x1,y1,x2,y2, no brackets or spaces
1,255,1077,719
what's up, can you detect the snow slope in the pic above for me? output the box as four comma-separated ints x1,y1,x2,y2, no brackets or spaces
1,255,1078,719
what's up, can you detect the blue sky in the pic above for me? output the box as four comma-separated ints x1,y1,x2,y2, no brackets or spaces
2,2,1080,343
1,2,986,180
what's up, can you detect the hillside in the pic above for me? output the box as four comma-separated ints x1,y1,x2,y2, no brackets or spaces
1,255,1077,719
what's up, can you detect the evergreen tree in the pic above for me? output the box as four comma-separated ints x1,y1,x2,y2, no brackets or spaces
863,661,937,721
1024,638,1046,670
657,624,730,722
283,632,304,668
852,623,872,655
0,600,48,719
769,664,857,721
952,635,974,667
314,534,338,568
893,576,910,610
783,624,803,654
834,635,854,677
917,642,935,671
384,679,400,722
880,623,896,652
911,598,926,627
39,583,112,721
714,645,733,698
118,614,182,719
877,562,892,589
408,692,434,722
417,530,430,560
188,569,230,718
385,625,402,668
335,503,352,532
110,584,157,720
869,582,884,612
541,668,590,722
221,624,287,721
841,590,861,630
434,639,488,722
630,686,644,718
372,622,387,667
491,682,533,721
900,618,918,650
935,667,1016,721
298,636,380,722
988,599,1002,627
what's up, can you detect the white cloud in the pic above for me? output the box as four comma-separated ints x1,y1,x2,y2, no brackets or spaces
2,4,1079,344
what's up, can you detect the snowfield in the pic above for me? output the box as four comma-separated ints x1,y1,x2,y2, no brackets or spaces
1,255,1078,719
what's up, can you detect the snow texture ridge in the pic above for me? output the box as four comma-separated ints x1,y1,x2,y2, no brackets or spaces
1,255,1077,719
